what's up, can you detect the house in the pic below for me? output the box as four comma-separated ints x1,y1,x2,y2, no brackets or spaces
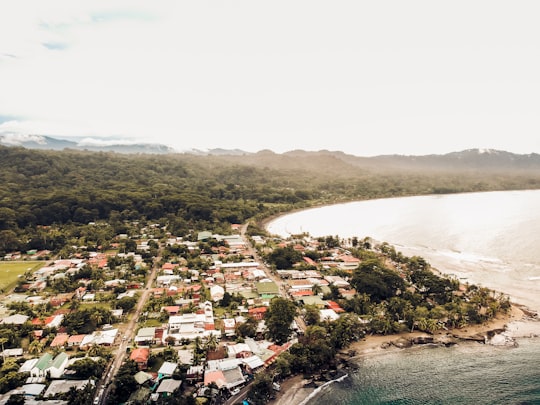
254,281,279,298
130,347,150,370
203,370,226,388
197,231,213,241
164,301,220,342
324,275,350,288
326,301,345,313
294,295,325,308
19,358,39,374
156,379,182,396
22,383,46,397
2,348,23,357
210,285,225,302
30,352,68,379
241,355,265,373
158,361,177,377
1,314,29,325
67,334,86,348
30,353,53,378
336,254,361,270
162,306,180,315
80,329,118,348
222,318,236,337
319,309,340,322
248,306,267,320
44,379,91,397
134,370,154,385
175,350,193,366
226,343,252,358
50,333,69,348
48,352,69,379
135,327,156,345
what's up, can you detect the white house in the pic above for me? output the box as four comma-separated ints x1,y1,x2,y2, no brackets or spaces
210,285,225,302
163,301,220,342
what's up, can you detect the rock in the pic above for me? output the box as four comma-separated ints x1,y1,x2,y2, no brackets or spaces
392,337,412,348
436,335,458,347
488,333,518,347
411,336,434,345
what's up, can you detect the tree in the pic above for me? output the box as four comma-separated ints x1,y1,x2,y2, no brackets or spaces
247,373,274,405
116,296,137,312
236,316,258,338
28,339,45,356
204,334,219,353
67,357,106,379
265,297,297,345
303,305,320,326
5,393,25,405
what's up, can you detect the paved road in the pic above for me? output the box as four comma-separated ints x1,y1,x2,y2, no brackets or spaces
94,247,163,404
240,223,307,334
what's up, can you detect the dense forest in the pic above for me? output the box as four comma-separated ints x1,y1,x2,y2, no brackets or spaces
1,145,540,256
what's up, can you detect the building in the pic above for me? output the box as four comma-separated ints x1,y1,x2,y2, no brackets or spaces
130,347,150,370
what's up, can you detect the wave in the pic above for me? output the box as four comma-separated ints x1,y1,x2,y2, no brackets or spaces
298,373,349,405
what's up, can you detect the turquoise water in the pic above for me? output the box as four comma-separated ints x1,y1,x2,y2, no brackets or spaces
310,339,540,405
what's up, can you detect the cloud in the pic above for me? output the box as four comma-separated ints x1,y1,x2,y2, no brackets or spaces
0,131,47,146
1,1,540,156
76,137,143,147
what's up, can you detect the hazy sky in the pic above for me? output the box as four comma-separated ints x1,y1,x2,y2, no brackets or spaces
1,1,539,156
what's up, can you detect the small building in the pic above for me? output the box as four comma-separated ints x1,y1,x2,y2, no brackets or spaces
30,353,53,378
67,334,86,348
1,313,29,325
50,333,69,348
158,361,177,377
156,379,182,397
135,327,156,345
48,352,69,379
254,282,279,298
22,383,46,397
130,347,150,370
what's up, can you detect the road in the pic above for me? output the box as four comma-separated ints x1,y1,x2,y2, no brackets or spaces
240,223,307,333
94,247,162,405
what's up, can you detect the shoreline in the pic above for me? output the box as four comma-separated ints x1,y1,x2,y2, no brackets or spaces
262,197,540,405
269,303,540,405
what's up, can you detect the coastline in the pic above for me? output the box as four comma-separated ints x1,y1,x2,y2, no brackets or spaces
262,195,540,405
269,303,539,405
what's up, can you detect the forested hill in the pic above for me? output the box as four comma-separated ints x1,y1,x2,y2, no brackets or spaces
1,145,540,254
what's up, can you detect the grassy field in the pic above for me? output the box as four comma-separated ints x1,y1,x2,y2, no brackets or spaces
0,261,45,292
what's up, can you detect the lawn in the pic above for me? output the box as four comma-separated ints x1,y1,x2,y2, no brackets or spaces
0,261,45,292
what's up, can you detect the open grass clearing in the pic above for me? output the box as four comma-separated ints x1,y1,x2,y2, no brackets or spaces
0,261,45,292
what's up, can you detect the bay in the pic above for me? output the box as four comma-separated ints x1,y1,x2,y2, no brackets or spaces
267,189,540,312
266,189,540,405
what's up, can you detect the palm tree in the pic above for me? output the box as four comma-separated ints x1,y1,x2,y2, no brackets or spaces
312,284,323,296
0,337,7,356
28,340,44,356
205,334,219,353
90,311,104,327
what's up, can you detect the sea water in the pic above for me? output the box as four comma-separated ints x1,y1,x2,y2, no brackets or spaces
311,340,540,405
266,189,540,404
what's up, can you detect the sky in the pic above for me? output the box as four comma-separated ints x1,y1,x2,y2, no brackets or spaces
1,1,540,157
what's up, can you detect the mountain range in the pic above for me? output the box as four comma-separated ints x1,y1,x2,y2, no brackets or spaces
1,134,540,173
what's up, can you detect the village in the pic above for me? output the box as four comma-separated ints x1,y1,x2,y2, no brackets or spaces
0,221,363,404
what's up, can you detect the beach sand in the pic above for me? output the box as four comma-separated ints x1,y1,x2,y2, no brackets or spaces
269,304,535,405
269,374,314,405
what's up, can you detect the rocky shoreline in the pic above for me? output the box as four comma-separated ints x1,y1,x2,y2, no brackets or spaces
270,304,540,405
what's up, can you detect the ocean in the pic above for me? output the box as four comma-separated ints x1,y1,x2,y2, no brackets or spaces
266,189,540,405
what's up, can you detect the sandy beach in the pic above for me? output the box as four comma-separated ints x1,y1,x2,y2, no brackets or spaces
269,303,538,405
